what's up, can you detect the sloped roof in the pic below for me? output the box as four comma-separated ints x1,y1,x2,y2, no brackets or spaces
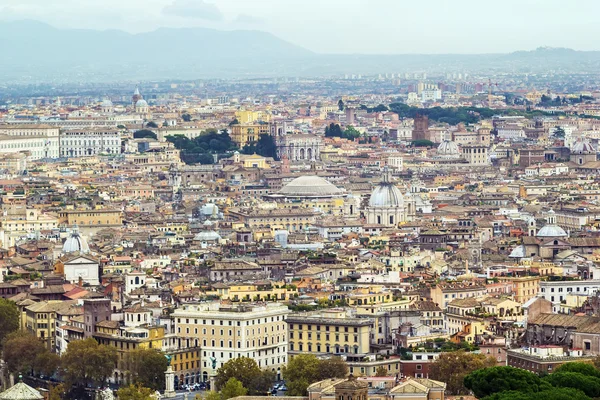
0,382,44,400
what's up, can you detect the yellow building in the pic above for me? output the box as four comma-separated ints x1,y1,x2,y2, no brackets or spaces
94,323,202,386
235,110,269,125
230,123,270,147
58,209,122,227
25,300,78,350
207,282,297,302
286,309,372,356
498,276,540,303
228,207,318,232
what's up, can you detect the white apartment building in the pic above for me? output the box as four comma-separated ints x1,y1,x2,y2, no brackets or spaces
172,302,289,379
0,124,60,160
539,280,600,313
60,128,121,157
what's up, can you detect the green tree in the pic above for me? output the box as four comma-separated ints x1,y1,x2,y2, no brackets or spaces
221,378,248,400
48,383,65,400
543,371,600,398
116,384,154,400
375,366,388,377
553,126,566,138
428,350,497,395
133,130,157,139
117,125,127,129
61,338,118,389
283,354,320,396
283,354,346,396
464,366,544,399
215,357,261,392
338,99,344,111
182,113,192,122
0,298,19,348
554,362,600,378
203,391,223,400
343,126,361,140
2,331,46,375
318,356,349,379
411,139,435,147
146,121,158,128
128,348,169,391
35,350,61,377
483,388,590,400
229,118,239,126
325,123,343,138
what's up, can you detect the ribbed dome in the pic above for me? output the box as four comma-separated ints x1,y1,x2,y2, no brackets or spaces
136,99,148,108
279,175,342,197
101,99,113,107
437,140,460,158
63,228,90,254
536,224,567,238
572,140,595,154
369,183,404,207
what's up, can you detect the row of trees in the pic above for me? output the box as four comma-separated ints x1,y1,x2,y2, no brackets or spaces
2,331,168,399
387,103,562,125
166,130,278,164
212,355,349,398
283,354,349,395
464,362,600,400
166,130,236,164
324,123,361,140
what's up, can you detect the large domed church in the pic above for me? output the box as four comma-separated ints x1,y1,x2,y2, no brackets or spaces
365,169,415,226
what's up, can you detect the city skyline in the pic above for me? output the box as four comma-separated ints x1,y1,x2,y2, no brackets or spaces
1,0,600,54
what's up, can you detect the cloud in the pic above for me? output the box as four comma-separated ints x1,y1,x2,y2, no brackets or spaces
234,13,264,25
162,0,223,21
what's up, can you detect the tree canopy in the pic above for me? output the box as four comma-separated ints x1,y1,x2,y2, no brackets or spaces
543,371,600,398
166,129,237,165
116,384,154,400
283,355,348,396
343,126,361,140
483,388,590,400
464,366,545,399
0,298,19,348
127,348,169,391
428,351,497,395
2,331,48,375
133,129,157,140
242,134,279,160
182,113,192,122
146,121,158,128
325,123,344,138
388,103,563,125
215,357,274,395
411,139,435,147
221,378,248,400
61,337,118,389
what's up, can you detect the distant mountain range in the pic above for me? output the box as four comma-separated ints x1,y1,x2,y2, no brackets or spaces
2,20,600,83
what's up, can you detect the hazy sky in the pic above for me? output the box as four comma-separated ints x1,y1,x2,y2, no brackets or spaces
1,0,598,54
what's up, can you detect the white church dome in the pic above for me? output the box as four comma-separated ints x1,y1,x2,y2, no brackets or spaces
437,140,460,158
369,183,404,207
536,224,567,238
62,228,90,254
572,140,595,154
136,99,148,108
